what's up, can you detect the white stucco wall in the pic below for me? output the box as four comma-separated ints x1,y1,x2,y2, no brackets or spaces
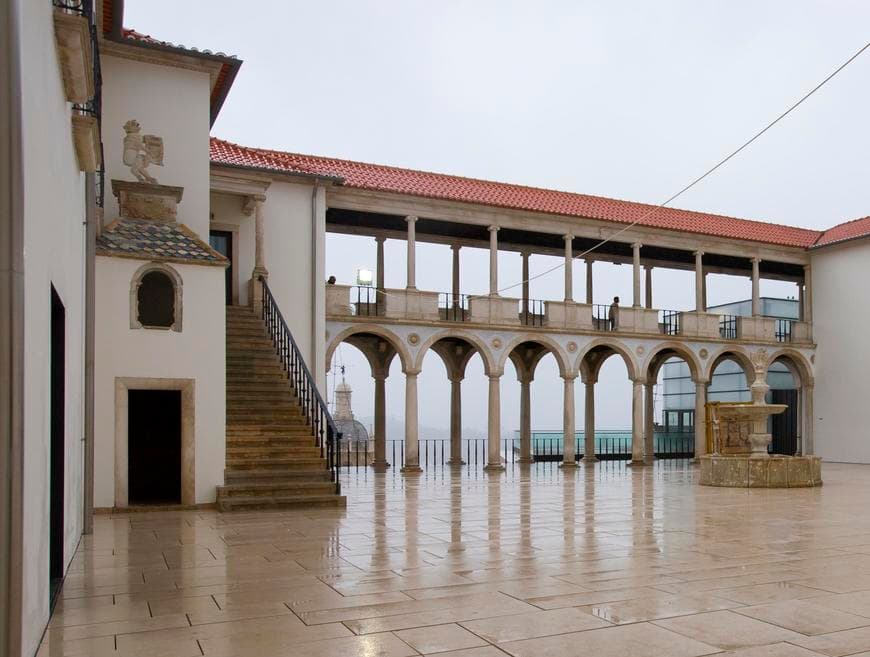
94,257,226,507
812,240,870,463
210,177,326,387
102,55,211,237
19,2,88,654
210,192,255,306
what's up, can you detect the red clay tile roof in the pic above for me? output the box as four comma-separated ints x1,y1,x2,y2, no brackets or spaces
814,216,870,248
210,138,828,249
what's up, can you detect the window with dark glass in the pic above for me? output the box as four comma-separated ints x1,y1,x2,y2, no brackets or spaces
137,271,175,328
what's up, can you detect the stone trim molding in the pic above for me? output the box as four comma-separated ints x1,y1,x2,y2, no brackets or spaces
113,377,195,508
129,261,183,332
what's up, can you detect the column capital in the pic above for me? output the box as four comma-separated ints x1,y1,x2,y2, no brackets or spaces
581,374,598,385
644,263,653,271
450,242,461,251
803,263,811,272
751,256,762,264
563,233,574,242
448,374,465,384
405,215,418,224
561,373,578,382
694,378,710,387
693,250,704,258
632,242,643,250
487,371,504,380
630,376,647,386
488,225,500,233
403,368,421,377
373,372,388,382
242,194,266,216
375,235,386,244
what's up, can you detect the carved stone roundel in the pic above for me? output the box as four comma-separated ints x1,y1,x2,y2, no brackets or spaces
491,338,503,350
407,333,420,345
699,348,709,359
635,346,645,356
567,341,577,353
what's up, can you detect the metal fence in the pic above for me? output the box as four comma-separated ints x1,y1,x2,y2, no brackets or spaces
520,299,546,327
351,286,381,316
775,319,793,342
720,315,738,339
336,430,695,470
438,293,469,322
592,304,614,331
659,310,680,336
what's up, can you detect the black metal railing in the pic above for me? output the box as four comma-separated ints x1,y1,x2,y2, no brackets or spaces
593,304,616,331
336,431,696,471
54,0,104,207
520,299,546,327
659,310,681,336
720,314,738,339
261,278,341,494
351,286,381,316
439,293,469,322
775,319,793,343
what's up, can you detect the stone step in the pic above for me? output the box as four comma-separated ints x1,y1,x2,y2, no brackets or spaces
226,457,327,471
226,446,321,458
216,493,346,512
227,440,316,451
227,425,312,435
226,412,305,423
225,468,332,482
227,343,276,353
217,480,337,498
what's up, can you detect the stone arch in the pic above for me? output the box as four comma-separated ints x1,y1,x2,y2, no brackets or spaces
704,346,755,385
326,324,411,374
498,333,572,379
574,337,638,382
413,329,497,376
130,261,183,332
766,348,814,387
642,342,704,384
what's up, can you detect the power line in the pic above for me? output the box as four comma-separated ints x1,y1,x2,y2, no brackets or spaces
489,40,870,296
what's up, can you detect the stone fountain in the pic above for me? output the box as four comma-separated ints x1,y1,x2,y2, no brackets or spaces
699,349,822,488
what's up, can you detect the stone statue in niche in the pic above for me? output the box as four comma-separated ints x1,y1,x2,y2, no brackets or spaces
123,119,163,184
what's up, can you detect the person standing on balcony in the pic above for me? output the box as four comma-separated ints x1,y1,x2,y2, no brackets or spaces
610,296,620,330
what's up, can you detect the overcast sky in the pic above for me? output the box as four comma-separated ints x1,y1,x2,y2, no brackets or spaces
130,1,869,439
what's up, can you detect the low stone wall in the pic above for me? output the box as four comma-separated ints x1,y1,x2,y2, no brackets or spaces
699,454,822,488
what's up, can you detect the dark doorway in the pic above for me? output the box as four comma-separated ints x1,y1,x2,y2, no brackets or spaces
770,389,799,455
49,286,65,607
209,230,233,304
128,390,182,505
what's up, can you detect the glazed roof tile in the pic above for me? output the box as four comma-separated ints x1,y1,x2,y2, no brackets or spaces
814,216,870,248
210,138,826,249
96,218,228,266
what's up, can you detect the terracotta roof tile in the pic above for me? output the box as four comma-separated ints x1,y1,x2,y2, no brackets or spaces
96,218,228,266
210,138,825,249
814,216,870,248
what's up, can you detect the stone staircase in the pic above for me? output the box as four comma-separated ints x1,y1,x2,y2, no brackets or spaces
216,305,345,511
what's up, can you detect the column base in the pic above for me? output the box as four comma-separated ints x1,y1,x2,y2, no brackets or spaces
400,465,423,474
517,457,534,464
371,460,390,472
583,455,598,464
643,456,655,465
447,459,466,466
483,464,505,472
627,459,648,466
559,461,579,469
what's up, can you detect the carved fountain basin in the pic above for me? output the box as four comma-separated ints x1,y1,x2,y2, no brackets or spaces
699,401,822,488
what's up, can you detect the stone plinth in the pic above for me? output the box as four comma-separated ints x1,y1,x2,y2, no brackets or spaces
111,180,184,222
699,454,822,488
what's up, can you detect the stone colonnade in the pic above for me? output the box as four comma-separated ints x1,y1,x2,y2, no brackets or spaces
326,326,816,472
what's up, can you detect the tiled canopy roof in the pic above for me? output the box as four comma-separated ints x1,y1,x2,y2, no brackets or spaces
210,138,829,250
814,216,870,248
97,218,228,266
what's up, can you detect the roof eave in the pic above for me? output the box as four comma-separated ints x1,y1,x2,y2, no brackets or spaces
210,161,345,185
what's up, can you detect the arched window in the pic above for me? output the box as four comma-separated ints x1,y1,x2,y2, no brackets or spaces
131,263,183,332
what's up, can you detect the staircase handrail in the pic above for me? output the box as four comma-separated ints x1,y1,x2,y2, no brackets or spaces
259,277,341,494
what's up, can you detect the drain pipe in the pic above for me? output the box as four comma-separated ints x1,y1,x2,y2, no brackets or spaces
83,174,96,534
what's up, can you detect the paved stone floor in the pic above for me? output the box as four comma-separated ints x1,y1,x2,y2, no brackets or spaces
39,461,870,656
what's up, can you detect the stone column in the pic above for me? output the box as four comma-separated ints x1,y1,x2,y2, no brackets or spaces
803,383,814,455
564,234,574,302
751,256,761,317
406,215,417,289
585,259,593,304
488,225,499,296
484,374,505,471
694,251,704,312
451,243,461,306
402,371,422,472
632,242,642,308
372,373,389,470
249,196,268,309
521,250,530,315
518,374,533,463
803,264,813,323
645,265,653,309
584,378,597,463
376,235,386,295
447,376,465,465
694,381,707,459
630,379,645,464
644,382,655,464
561,375,577,468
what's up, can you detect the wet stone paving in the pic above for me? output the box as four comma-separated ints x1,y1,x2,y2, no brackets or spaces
39,461,870,657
